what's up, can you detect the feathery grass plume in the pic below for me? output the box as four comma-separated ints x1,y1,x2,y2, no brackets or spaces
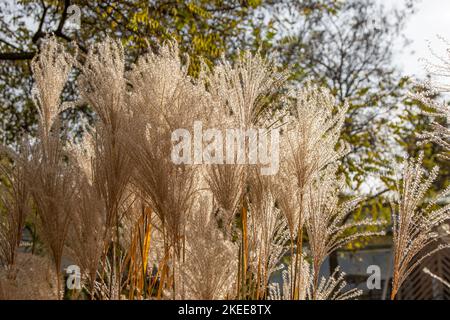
411,38,450,159
0,147,30,266
278,84,350,238
246,172,290,298
124,41,209,298
79,38,133,220
177,196,238,300
77,38,132,230
280,83,350,195
206,51,286,128
391,153,450,299
0,253,58,300
77,38,134,299
203,51,286,233
77,38,128,128
126,41,208,121
413,88,450,159
304,165,385,297
24,37,78,299
124,41,205,251
30,37,73,140
277,83,350,298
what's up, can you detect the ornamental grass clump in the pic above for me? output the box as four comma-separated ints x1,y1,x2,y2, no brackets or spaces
2,36,439,301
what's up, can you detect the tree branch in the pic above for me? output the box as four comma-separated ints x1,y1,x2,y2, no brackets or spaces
32,0,49,43
0,52,36,60
0,0,86,61
56,0,71,34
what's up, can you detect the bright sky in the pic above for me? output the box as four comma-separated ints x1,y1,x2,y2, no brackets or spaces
383,0,450,79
